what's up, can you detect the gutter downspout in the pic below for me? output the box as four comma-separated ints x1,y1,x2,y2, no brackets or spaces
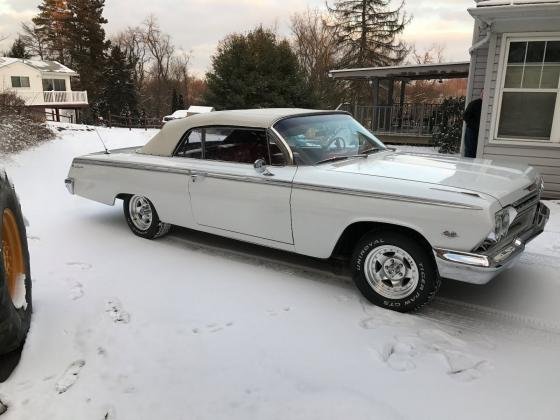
461,17,493,156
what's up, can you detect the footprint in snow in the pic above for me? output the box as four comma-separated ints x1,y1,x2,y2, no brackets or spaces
267,307,291,317
66,262,92,271
105,298,130,324
378,342,416,372
192,322,234,334
69,282,84,300
55,360,86,394
375,330,492,380
443,350,493,382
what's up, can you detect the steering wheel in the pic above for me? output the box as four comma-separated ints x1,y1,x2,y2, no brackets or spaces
325,136,346,151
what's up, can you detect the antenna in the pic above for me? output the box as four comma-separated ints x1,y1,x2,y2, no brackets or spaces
89,125,111,154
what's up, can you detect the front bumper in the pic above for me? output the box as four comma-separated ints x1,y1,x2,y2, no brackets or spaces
434,202,550,285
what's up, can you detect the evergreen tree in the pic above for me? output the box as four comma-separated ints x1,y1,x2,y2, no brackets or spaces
7,38,31,59
328,0,410,68
66,0,110,104
99,45,137,117
205,26,314,110
32,0,73,63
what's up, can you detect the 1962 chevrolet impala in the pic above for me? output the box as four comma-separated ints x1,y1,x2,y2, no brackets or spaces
66,109,549,311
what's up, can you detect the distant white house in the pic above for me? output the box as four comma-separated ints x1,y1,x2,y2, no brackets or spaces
0,57,88,123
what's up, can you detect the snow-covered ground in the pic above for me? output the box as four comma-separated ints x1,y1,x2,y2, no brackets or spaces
0,124,559,420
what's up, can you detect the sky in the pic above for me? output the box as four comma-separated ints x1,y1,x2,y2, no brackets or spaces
0,0,475,76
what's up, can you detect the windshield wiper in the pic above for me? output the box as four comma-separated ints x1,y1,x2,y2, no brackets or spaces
362,147,384,155
315,156,351,165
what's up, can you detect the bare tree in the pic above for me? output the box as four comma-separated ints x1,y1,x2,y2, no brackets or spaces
409,44,445,65
20,23,47,59
142,15,174,82
113,26,150,89
290,8,345,108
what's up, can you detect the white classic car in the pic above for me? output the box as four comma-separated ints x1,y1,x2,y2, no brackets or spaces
66,109,549,311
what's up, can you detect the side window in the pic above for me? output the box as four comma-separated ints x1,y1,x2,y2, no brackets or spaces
204,127,269,164
175,128,203,159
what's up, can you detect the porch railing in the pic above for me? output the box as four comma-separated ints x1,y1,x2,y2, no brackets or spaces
339,102,444,137
8,90,88,106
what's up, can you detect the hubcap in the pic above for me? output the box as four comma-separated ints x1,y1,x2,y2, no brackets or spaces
363,245,419,300
2,209,25,304
129,196,153,231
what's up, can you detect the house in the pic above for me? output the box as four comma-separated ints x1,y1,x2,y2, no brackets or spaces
0,57,88,123
466,0,560,198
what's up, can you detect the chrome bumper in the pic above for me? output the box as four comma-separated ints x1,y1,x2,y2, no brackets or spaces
434,202,550,285
65,177,74,195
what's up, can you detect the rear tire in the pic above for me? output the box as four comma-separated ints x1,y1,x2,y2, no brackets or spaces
0,172,32,355
351,231,440,312
123,195,170,240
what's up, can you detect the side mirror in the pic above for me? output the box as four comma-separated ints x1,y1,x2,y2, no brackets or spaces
254,159,274,176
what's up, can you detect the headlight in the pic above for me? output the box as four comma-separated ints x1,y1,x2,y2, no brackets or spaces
493,206,517,242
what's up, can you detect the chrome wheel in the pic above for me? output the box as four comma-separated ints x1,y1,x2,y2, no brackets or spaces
129,195,153,231
363,245,419,300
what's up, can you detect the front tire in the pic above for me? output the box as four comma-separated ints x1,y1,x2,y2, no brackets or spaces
351,231,440,312
123,195,170,240
0,172,32,355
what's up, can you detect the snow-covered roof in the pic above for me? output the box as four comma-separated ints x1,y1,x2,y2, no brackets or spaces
0,57,77,75
141,108,344,156
188,105,215,114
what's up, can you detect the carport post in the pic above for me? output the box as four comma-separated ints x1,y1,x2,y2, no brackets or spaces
371,78,379,131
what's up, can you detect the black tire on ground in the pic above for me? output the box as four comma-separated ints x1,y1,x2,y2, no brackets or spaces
123,194,171,240
351,230,440,312
0,172,32,355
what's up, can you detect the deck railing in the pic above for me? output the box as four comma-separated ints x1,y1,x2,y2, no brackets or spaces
339,102,444,137
9,90,88,106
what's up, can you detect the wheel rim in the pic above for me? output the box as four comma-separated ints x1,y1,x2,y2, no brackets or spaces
2,209,25,304
363,244,419,300
129,196,153,231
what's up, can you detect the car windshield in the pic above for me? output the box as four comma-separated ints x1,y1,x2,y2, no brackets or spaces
273,113,386,165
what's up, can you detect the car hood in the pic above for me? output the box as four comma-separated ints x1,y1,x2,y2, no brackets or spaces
325,151,539,205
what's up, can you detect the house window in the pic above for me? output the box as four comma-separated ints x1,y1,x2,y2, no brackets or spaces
11,76,30,88
497,38,560,142
42,79,66,91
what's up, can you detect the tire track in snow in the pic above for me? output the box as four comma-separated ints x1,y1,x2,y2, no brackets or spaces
166,231,560,347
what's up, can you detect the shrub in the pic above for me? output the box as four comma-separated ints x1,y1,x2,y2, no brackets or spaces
0,92,55,155
432,96,466,154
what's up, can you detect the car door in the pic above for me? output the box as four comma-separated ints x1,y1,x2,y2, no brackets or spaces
185,126,296,244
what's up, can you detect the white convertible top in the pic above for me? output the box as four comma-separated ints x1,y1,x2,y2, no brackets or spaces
140,108,343,156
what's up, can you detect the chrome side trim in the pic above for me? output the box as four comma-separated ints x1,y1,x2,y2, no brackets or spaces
192,170,293,187
292,183,483,210
73,158,482,209
73,158,293,187
73,158,192,175
430,187,482,198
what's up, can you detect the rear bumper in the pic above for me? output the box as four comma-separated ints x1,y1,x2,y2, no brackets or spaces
434,202,550,285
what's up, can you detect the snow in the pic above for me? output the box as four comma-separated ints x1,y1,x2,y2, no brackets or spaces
0,125,559,419
11,274,27,310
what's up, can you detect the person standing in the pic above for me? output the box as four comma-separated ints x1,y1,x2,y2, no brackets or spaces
463,93,483,158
